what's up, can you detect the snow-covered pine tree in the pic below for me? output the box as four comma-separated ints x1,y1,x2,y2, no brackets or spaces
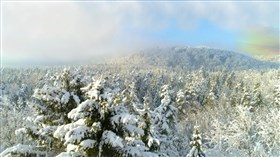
230,81,244,107
1,69,84,156
120,81,142,114
184,82,197,107
273,84,280,107
176,89,187,119
14,84,29,109
153,85,179,156
251,82,263,108
240,86,252,107
54,78,157,157
184,73,206,110
140,95,160,152
154,85,177,135
186,125,206,157
203,83,218,109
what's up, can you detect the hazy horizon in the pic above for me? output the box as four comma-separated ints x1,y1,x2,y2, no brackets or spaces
1,1,279,66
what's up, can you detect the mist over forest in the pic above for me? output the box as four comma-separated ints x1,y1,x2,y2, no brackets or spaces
1,1,279,157
1,46,279,157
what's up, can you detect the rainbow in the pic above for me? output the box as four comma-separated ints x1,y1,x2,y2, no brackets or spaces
239,28,279,58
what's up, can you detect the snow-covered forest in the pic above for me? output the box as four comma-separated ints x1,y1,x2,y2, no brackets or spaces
0,47,279,157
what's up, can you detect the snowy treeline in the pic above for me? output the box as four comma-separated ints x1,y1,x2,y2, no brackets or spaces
108,47,279,71
0,65,280,157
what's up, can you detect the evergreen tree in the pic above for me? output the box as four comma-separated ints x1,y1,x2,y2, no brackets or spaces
153,85,179,156
154,85,177,135
140,96,160,152
176,89,187,119
54,78,157,156
120,81,142,113
241,87,252,107
251,83,263,107
186,125,206,157
15,84,29,109
230,81,244,107
1,69,84,156
184,80,199,110
273,85,280,107
203,82,218,109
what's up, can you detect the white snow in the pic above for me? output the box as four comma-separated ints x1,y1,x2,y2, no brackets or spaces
15,128,27,136
38,126,57,136
61,92,70,104
101,130,124,148
54,119,85,140
68,99,98,121
66,144,78,152
34,115,45,124
64,126,91,144
91,122,102,133
148,136,160,148
56,151,82,157
0,144,46,157
111,113,136,126
80,139,96,149
72,93,80,104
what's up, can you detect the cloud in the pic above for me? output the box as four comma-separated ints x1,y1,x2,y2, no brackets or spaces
113,2,278,30
239,27,279,56
2,1,278,65
3,3,120,61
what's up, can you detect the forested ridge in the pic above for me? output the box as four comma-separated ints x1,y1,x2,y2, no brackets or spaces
0,47,279,157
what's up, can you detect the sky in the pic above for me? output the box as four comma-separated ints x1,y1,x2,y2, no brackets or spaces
1,1,279,66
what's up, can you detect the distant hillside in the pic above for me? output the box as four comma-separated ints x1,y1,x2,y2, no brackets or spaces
254,55,280,62
109,46,279,71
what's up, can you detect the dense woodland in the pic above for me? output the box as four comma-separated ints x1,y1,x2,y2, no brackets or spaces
0,47,279,157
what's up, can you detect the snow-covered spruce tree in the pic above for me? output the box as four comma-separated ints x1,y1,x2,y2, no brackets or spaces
186,125,206,157
176,89,187,120
175,76,205,116
203,83,218,110
153,85,179,156
229,81,244,107
190,73,206,105
1,69,85,156
140,96,160,152
273,84,280,107
184,82,197,109
240,87,252,107
224,72,235,94
183,74,206,111
54,78,157,157
14,84,29,110
134,74,149,104
154,85,177,135
119,81,142,114
251,82,263,108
